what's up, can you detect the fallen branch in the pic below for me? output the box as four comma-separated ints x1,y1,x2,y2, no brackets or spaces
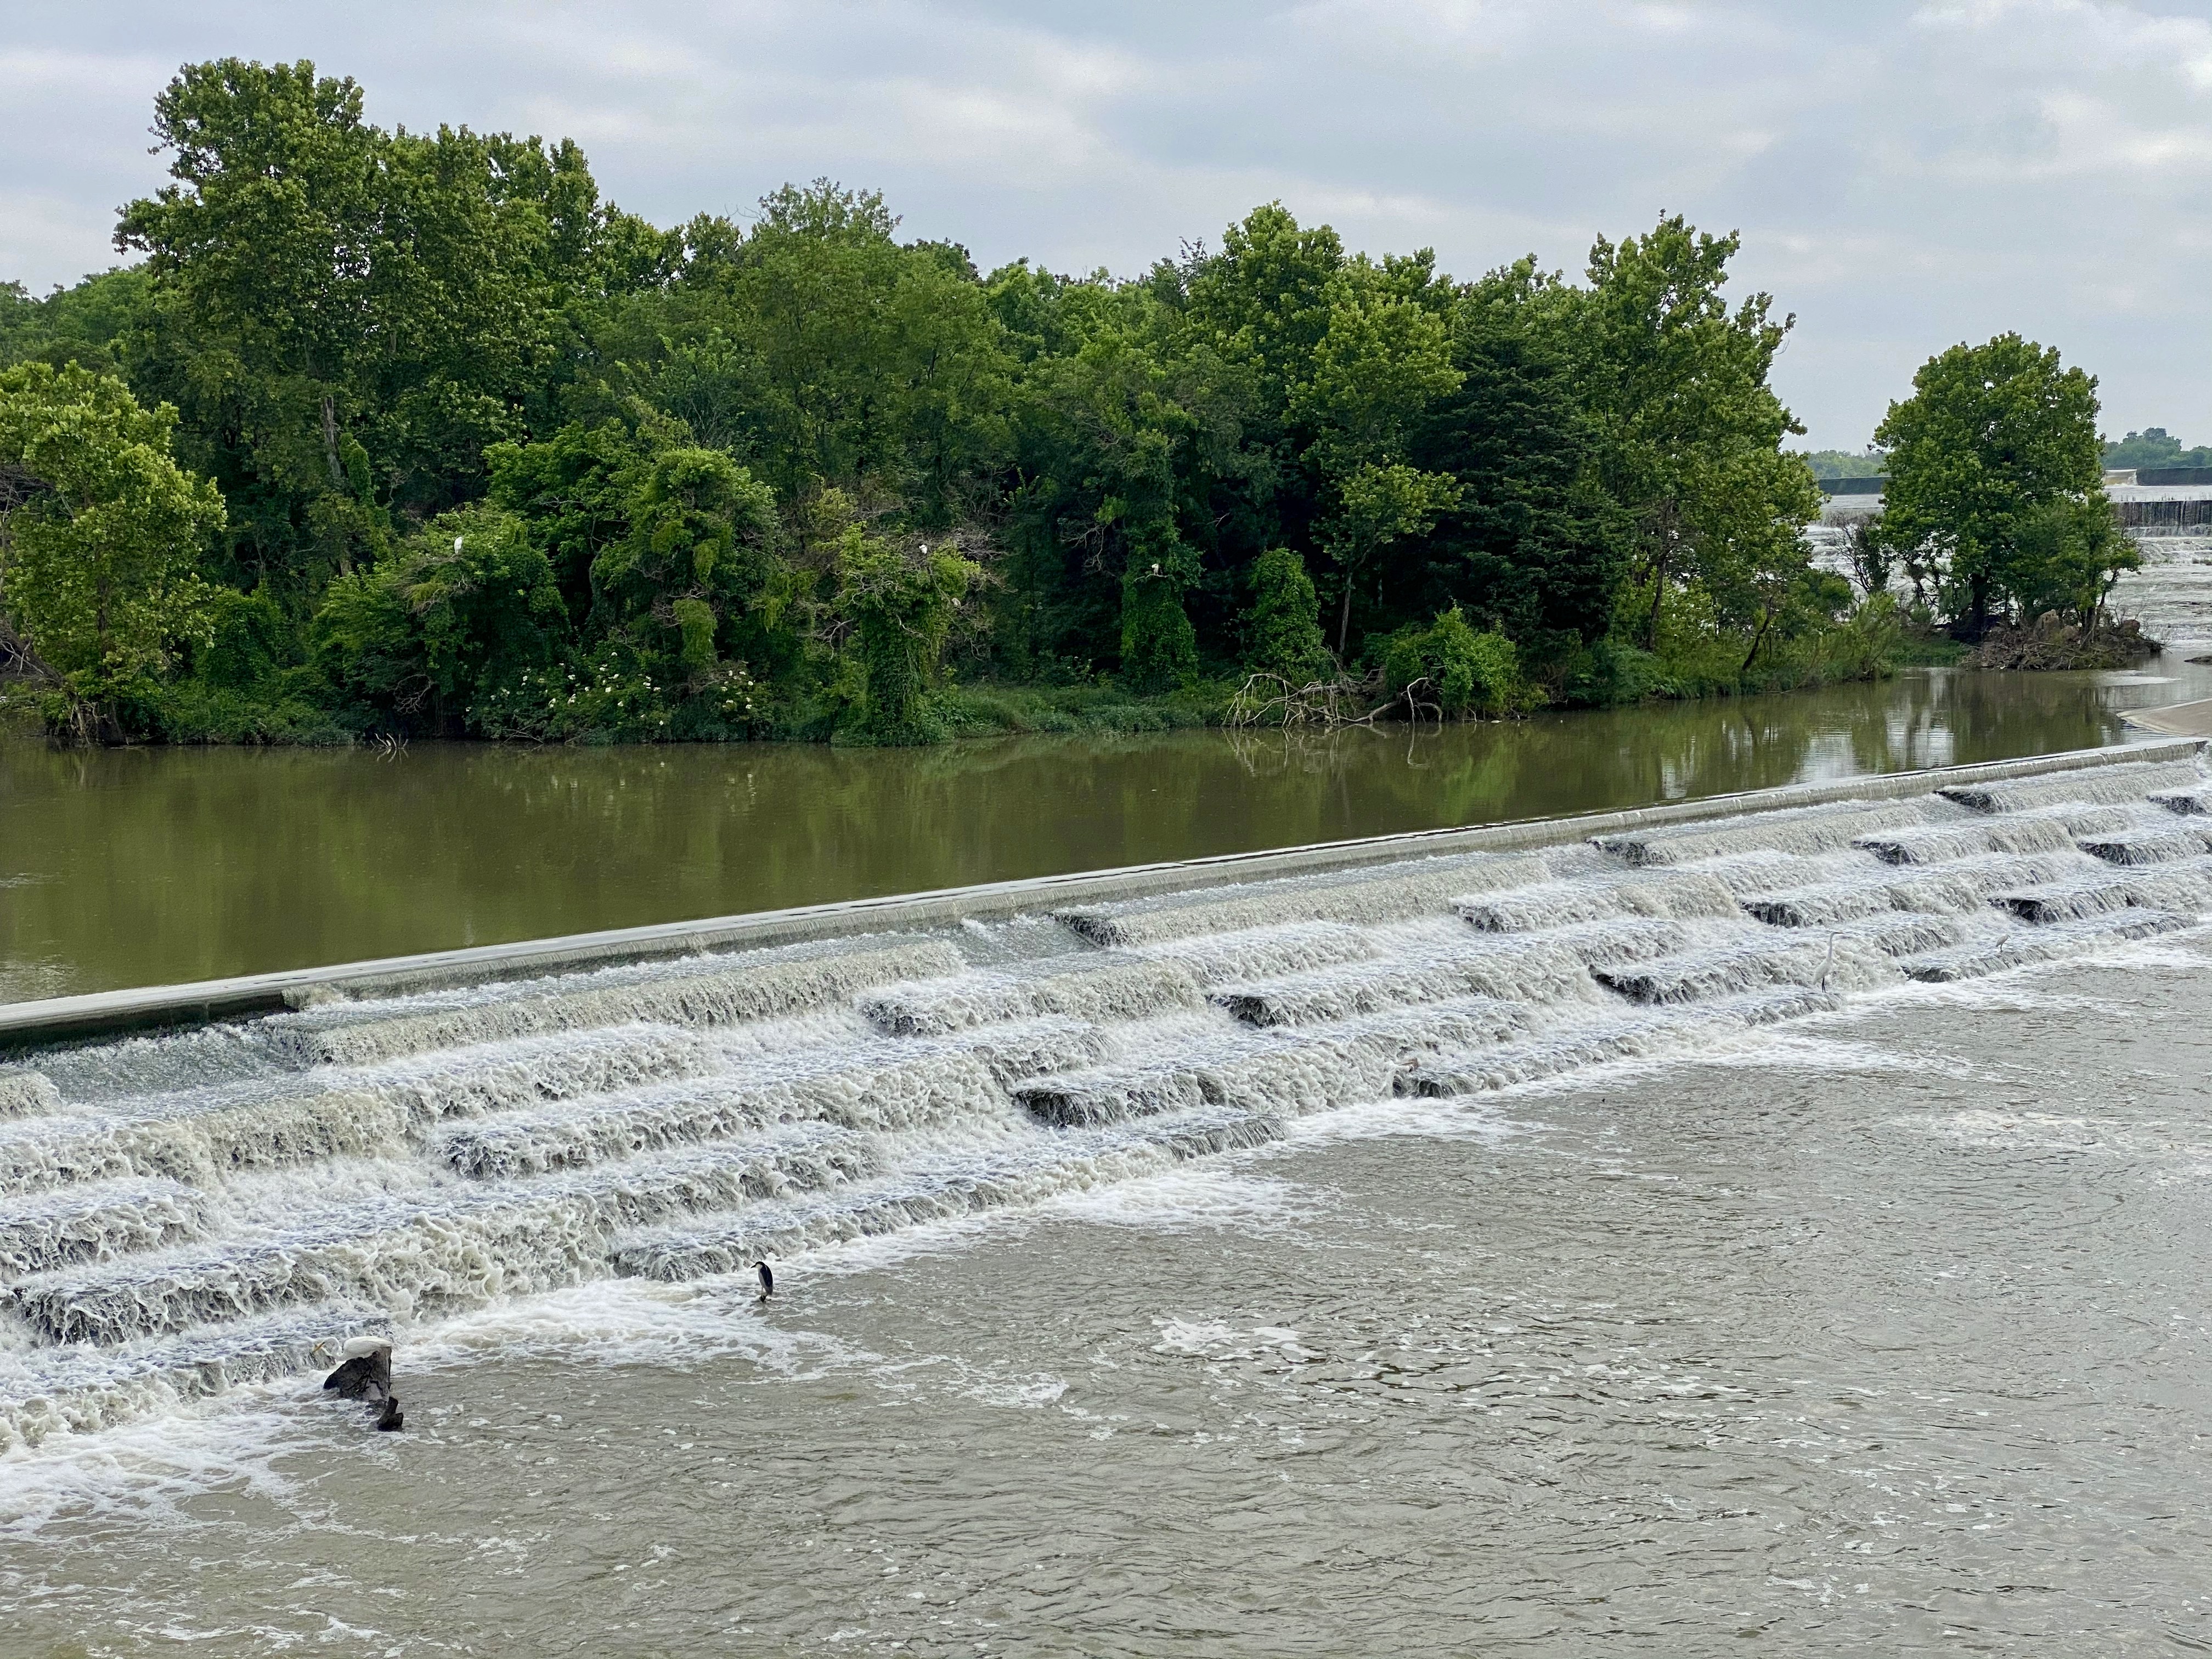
1231,670,1415,729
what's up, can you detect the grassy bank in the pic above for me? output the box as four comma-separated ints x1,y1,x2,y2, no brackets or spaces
13,592,2076,749
0,622,1942,749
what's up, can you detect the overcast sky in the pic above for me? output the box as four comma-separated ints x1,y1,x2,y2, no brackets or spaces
5,1,2211,450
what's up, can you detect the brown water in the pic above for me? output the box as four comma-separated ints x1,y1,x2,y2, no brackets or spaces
4,731,2211,1656
4,943,2209,1655
4,664,2206,1003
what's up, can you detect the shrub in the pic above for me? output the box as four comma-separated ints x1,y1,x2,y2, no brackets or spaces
1378,607,1538,718
834,532,978,746
1244,546,1331,681
1560,636,1669,707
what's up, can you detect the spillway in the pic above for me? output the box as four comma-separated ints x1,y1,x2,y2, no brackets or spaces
1,744,2205,1454
1807,500,2212,651
2111,532,2212,648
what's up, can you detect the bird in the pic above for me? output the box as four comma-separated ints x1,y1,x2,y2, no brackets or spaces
756,1260,774,1300
375,1396,404,1433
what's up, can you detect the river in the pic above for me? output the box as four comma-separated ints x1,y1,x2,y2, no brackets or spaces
5,665,2212,1657
5,660,2208,1002
3,865,2209,1654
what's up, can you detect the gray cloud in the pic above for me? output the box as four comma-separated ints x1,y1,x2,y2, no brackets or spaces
4,0,2210,448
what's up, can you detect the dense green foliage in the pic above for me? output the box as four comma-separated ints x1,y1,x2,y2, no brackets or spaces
1378,608,1535,719
0,362,225,739
1874,334,2135,634
1,57,1887,746
2102,427,2212,471
1799,448,1886,478
1243,548,1331,682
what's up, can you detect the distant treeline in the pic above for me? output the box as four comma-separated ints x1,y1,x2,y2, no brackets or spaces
1814,429,2212,478
1799,449,1887,479
2101,428,2212,471
0,60,2113,747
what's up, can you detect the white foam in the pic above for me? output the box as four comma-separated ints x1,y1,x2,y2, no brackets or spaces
8,753,2210,1468
1043,1167,1319,1233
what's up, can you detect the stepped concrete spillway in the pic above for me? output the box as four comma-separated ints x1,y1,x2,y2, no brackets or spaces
1808,496,2212,653
0,739,2204,1453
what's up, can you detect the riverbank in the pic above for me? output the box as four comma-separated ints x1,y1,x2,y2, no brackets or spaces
0,634,1902,751
5,661,2202,1002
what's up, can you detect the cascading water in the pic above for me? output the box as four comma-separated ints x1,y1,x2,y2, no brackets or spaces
1807,495,2212,648
2,754,2206,1453
2109,532,2212,647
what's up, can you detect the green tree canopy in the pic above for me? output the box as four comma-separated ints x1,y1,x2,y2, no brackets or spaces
1874,333,2111,630
311,503,566,734
0,363,225,730
1576,216,1818,652
1289,259,1464,653
2102,427,2212,471
0,57,1926,741
116,57,665,600
1244,547,1330,681
1410,263,1622,661
834,531,978,743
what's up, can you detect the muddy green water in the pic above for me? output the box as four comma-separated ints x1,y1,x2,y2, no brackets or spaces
3,664,2205,1002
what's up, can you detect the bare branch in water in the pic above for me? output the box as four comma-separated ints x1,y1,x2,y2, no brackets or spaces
1227,670,1415,730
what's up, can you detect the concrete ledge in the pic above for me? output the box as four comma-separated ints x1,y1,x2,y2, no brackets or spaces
2121,698,2212,738
3,736,2198,1052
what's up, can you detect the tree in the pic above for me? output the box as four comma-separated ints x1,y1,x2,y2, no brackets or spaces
1874,334,2109,633
1576,216,1818,652
834,531,978,743
115,60,386,589
1317,462,1460,656
1244,547,1329,680
1119,528,1201,692
0,268,153,380
486,419,652,625
117,58,659,599
2002,495,2138,629
662,182,1013,517
0,363,224,736
2103,427,2212,471
1407,264,1622,665
1799,448,1886,479
1183,203,1344,422
1835,515,1891,601
9,57,1951,745
311,503,566,733
1288,262,1464,653
586,442,780,674
997,285,1258,681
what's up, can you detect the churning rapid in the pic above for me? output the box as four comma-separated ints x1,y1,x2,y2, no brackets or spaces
1807,509,2212,653
3,752,2210,1460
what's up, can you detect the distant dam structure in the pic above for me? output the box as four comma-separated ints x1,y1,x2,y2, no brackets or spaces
1808,481,2212,648
0,741,2206,1454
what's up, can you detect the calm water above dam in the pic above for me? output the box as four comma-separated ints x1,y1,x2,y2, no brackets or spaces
4,662,2208,1002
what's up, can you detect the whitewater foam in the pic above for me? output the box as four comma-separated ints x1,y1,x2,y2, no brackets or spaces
5,749,2207,1454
